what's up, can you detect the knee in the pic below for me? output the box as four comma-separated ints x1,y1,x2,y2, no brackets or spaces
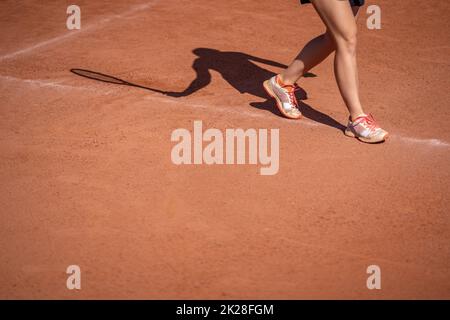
335,28,358,55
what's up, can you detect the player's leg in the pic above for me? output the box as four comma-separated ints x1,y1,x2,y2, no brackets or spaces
280,7,360,86
279,30,334,85
309,0,364,118
310,0,387,143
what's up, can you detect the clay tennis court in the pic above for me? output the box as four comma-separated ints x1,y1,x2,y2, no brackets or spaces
1,0,449,299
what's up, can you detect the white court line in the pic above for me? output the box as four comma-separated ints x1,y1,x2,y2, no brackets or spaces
143,94,321,125
393,136,450,148
0,74,99,91
0,2,158,61
1,73,449,149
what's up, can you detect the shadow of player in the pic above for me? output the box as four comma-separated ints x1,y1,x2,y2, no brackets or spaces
164,48,297,99
70,48,345,131
163,48,344,131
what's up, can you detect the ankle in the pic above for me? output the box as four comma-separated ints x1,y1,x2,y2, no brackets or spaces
350,113,367,122
278,74,296,86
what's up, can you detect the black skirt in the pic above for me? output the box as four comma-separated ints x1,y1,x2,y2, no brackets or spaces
300,0,365,6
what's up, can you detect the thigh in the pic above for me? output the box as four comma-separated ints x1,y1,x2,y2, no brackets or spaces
311,0,358,42
325,5,360,38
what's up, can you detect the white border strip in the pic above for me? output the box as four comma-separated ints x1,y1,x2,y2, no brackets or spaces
0,74,98,91
1,73,448,148
394,136,450,148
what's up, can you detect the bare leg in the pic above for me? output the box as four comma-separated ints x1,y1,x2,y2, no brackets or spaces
280,7,360,86
281,2,364,119
310,0,364,119
280,30,335,85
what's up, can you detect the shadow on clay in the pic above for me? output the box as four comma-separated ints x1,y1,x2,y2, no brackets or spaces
70,47,345,132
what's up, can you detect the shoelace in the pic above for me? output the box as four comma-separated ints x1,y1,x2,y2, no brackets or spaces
356,114,379,131
283,84,300,108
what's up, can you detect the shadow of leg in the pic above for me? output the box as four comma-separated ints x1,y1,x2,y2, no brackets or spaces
250,100,285,118
299,101,346,132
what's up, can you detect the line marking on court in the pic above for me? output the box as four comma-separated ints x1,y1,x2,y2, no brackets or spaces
393,136,450,148
0,75,100,91
1,73,449,149
0,1,158,61
144,94,316,122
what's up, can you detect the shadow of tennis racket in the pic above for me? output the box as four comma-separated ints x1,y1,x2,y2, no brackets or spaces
70,68,166,94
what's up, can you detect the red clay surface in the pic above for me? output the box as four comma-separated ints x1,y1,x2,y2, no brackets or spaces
1,0,449,299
